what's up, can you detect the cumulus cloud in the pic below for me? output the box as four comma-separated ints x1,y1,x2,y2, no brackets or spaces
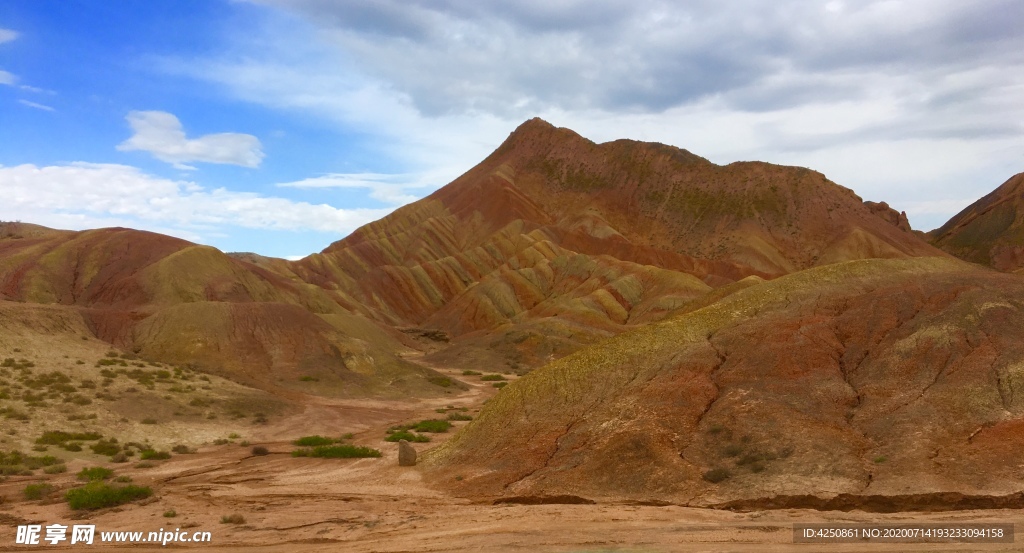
0,28,16,44
116,111,265,169
0,162,391,241
170,0,1024,232
0,69,14,86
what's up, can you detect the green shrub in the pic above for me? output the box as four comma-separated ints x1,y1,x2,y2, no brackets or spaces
492,382,507,389
221,514,245,524
77,467,114,481
447,412,473,421
163,509,177,518
140,450,171,460
384,430,430,443
251,446,269,456
293,435,335,447
702,468,731,483
427,376,453,387
413,420,451,433
291,445,382,458
461,370,481,376
65,482,152,510
171,445,193,454
24,483,55,500
43,464,67,474
36,430,102,445
480,374,506,381
90,441,121,456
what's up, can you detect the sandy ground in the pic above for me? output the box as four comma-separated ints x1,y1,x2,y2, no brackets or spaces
3,361,1024,552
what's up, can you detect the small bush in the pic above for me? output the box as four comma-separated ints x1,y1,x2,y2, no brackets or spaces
873,455,888,464
413,420,451,433
293,435,335,447
480,374,506,381
90,441,121,456
65,482,152,510
171,445,193,454
461,370,481,376
110,453,128,463
24,483,55,500
134,461,155,469
447,412,473,421
291,445,382,458
140,418,157,425
722,444,743,457
77,467,114,481
44,464,67,474
384,431,430,443
114,475,132,483
163,509,177,518
702,468,731,483
36,430,102,445
427,376,453,387
251,446,269,456
213,438,229,445
228,433,240,439
221,514,246,524
140,450,171,460
492,382,507,389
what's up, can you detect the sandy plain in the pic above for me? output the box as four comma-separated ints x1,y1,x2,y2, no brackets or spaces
3,360,1024,553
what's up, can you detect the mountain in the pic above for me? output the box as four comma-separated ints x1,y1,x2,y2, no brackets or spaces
929,172,1024,272
426,256,1024,508
288,118,946,369
0,224,450,397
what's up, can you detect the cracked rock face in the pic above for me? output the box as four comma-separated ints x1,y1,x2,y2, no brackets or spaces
424,257,1024,508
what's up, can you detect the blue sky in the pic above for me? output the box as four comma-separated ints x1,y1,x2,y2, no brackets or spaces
1,1,1022,258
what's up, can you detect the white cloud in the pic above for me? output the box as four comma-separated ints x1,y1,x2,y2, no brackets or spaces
0,162,392,241
277,172,437,205
0,29,16,44
18,99,54,112
116,111,265,169
0,69,15,86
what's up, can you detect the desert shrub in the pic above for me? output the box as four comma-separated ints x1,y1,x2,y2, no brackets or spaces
292,445,382,458
874,455,888,463
62,442,83,452
140,450,171,460
43,464,67,474
171,445,193,454
65,482,152,510
461,370,482,376
36,430,102,445
77,467,114,481
298,376,318,382
251,446,269,456
164,509,177,518
413,420,451,433
24,483,55,500
446,412,473,421
111,453,128,463
750,462,767,473
134,461,155,469
722,444,743,457
702,468,731,483
293,435,335,447
427,376,453,387
228,433,240,439
480,374,506,381
213,438,229,445
221,514,246,524
140,418,157,425
737,452,765,466
492,382,507,389
384,431,430,443
114,475,132,483
90,441,121,456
